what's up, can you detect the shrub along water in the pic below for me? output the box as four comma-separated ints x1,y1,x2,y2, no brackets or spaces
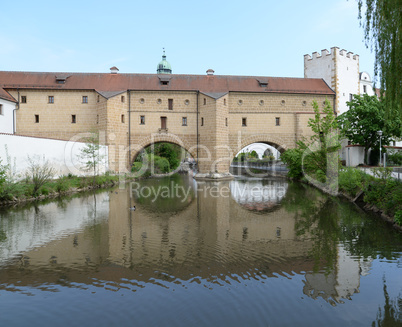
0,173,120,204
338,167,402,226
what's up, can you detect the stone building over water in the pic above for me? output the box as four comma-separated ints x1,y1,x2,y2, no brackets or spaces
0,52,335,177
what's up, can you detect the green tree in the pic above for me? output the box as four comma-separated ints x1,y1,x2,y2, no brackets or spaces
358,0,402,118
337,94,401,164
25,155,55,196
79,131,105,184
281,99,340,192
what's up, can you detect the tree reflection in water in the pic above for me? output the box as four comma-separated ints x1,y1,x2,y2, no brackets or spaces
373,277,402,327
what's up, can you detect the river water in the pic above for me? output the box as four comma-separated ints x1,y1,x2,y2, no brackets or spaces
0,174,401,326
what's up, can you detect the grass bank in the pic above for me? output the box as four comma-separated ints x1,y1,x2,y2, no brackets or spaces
338,167,402,229
0,173,123,206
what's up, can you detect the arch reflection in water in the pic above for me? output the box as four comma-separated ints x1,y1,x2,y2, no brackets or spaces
230,177,288,211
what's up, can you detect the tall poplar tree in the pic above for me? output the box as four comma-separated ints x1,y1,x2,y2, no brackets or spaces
357,0,402,118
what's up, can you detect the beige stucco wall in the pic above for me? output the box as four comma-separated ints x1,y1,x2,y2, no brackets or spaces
10,88,335,175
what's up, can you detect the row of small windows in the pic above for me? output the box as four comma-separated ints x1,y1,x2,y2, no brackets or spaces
137,116,281,127
33,114,126,124
20,96,90,104
20,95,312,108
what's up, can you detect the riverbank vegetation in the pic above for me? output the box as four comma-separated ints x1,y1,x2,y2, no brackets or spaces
339,167,402,226
280,99,402,227
0,172,120,204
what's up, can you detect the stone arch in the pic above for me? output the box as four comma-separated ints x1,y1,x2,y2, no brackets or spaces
233,134,290,158
131,133,197,164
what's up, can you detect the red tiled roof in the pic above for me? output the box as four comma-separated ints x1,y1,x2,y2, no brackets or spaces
0,87,16,102
0,71,335,96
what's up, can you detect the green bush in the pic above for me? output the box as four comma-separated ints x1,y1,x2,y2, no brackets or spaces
56,179,69,193
280,147,303,179
40,187,50,196
395,210,402,226
387,151,402,166
338,168,368,197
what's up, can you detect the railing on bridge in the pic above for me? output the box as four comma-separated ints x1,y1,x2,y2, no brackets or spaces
231,160,288,172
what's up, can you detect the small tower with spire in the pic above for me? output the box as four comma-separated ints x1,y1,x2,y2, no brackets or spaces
157,48,172,74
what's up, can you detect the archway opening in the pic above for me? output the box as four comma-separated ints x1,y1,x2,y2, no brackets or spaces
230,142,287,177
132,142,195,176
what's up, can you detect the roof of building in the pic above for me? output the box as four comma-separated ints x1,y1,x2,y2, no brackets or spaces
0,70,335,101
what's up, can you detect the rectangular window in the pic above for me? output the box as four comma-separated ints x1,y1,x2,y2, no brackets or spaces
275,117,280,126
161,116,167,129
72,115,76,123
203,98,206,105
121,114,125,123
168,99,173,110
201,117,204,126
363,85,367,93
225,117,228,126
242,118,247,127
82,96,88,104
21,96,27,103
182,117,187,126
349,93,353,101
96,114,99,124
140,115,145,125
97,95,100,102
0,104,3,115
35,114,39,123
48,96,54,103
121,96,125,103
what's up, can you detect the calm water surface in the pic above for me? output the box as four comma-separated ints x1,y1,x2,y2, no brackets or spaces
0,174,401,327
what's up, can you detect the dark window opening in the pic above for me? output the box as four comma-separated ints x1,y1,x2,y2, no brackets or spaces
48,96,54,103
72,115,76,123
168,99,173,110
0,104,3,115
201,117,204,126
161,116,167,129
203,98,206,105
82,96,88,104
182,117,187,126
121,95,125,103
21,96,27,103
35,114,39,123
140,115,145,125
242,118,247,127
275,117,280,126
121,114,125,123
225,117,228,126
96,115,99,124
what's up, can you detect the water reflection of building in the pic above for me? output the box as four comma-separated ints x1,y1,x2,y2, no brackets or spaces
0,179,373,305
230,178,288,212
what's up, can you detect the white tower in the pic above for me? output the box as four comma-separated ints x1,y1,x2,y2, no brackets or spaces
304,47,360,115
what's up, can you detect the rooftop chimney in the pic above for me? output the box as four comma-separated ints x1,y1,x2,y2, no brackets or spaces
206,69,215,76
110,66,119,74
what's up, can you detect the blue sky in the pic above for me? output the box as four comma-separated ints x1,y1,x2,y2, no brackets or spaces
0,0,375,79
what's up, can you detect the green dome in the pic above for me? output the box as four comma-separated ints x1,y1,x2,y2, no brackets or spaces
157,50,172,74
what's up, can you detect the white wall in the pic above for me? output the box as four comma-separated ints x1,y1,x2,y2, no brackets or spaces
0,134,109,179
335,49,360,115
359,72,375,96
304,47,360,115
0,98,16,134
343,145,365,167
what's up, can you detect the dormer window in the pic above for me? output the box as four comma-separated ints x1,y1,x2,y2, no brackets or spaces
158,76,171,85
55,74,69,84
257,78,269,87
